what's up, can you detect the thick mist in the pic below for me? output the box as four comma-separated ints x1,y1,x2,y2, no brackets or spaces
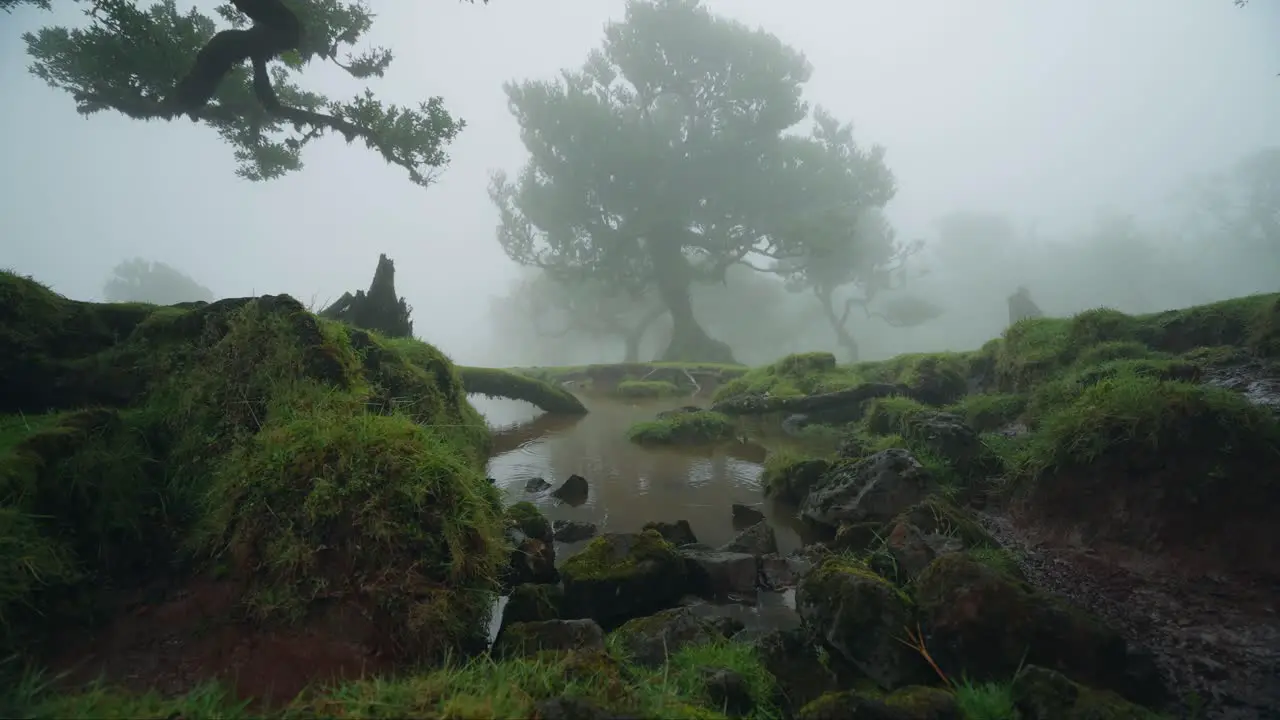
1,0,1276,368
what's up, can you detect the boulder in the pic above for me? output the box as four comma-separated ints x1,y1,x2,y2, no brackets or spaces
502,583,564,629
560,531,690,628
493,618,605,658
551,474,589,505
525,476,552,492
801,449,937,529
679,548,758,597
642,519,698,546
796,556,925,689
552,519,598,543
1012,665,1162,720
610,606,733,666
719,520,778,556
731,503,766,528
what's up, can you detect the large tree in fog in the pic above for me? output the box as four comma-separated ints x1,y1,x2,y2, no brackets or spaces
766,109,936,361
505,272,668,363
103,258,214,304
9,0,486,187
491,0,819,363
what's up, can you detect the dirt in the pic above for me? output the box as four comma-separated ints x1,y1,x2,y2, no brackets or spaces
979,512,1280,720
49,579,394,708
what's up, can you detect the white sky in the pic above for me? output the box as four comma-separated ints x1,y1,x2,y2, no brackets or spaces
1,0,1276,364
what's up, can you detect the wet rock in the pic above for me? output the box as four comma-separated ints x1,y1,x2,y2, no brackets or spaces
913,554,1150,703
551,473,589,505
903,412,997,481
525,476,552,492
502,583,564,628
642,519,698,546
701,667,755,716
552,519,599,543
762,457,831,504
1011,665,1161,720
493,618,605,658
830,521,886,552
611,606,733,666
759,553,813,590
743,627,848,712
891,498,999,550
797,689,955,720
796,556,924,689
801,449,937,529
731,503,766,528
720,520,778,556
880,686,961,719
560,531,690,628
885,521,963,581
487,476,498,485
505,536,558,587
680,547,758,597
781,413,810,436
507,501,554,542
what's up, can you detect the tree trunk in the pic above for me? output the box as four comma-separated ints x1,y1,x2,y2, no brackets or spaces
819,289,859,362
620,304,669,363
647,236,737,364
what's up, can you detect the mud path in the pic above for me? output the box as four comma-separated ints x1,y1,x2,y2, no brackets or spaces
978,512,1280,720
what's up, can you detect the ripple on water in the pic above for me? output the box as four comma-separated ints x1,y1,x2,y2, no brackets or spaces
471,393,806,555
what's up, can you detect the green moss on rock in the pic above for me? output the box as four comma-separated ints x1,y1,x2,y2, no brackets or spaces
761,451,831,503
614,380,683,398
560,531,690,628
627,410,736,446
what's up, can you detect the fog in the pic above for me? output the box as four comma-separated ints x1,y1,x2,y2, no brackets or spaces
1,0,1277,367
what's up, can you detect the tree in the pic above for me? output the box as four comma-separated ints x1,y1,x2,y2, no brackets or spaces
521,272,668,363
14,0,487,187
491,0,817,363
103,257,215,304
320,253,413,338
765,109,934,361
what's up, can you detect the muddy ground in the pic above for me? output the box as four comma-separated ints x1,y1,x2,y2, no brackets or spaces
979,512,1280,720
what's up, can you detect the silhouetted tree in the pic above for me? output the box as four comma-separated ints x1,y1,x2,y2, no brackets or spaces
10,0,489,187
491,0,826,364
103,258,214,304
320,253,413,338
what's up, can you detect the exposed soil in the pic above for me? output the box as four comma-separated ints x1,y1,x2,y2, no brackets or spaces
48,579,394,708
979,512,1280,720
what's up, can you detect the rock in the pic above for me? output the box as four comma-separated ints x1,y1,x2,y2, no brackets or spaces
798,687,960,719
493,618,605,658
642,519,699,546
611,606,730,666
525,476,552,492
719,520,778,556
762,457,831,504
487,476,498,485
701,667,755,716
800,449,937,529
759,553,813,590
903,412,997,481
553,519,599,543
890,498,999,550
680,548,758,597
913,554,1154,704
1011,665,1162,720
781,413,810,436
507,501,554,542
657,405,703,420
504,536,559,587
795,555,925,689
560,531,690,628
502,583,564,628
551,474,589,505
744,627,848,712
830,521,886,552
731,503,766,528
880,686,961,719
885,521,963,581
533,697,640,720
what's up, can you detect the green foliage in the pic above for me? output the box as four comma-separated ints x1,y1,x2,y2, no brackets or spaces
945,393,1027,432
457,365,588,414
952,678,1018,720
627,410,736,446
102,258,214,305
714,352,864,401
22,0,473,186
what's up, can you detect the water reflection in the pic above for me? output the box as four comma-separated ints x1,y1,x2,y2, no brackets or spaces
472,393,805,554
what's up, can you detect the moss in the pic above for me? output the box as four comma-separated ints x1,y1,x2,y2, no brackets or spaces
713,352,864,402
627,410,737,446
561,530,678,584
614,379,683,398
858,352,972,406
965,547,1027,582
503,583,564,625
560,531,690,627
761,451,831,503
806,553,911,607
945,393,1027,432
506,501,552,541
456,364,587,414
863,396,931,435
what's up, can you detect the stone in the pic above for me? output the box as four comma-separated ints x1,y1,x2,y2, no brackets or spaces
525,476,552,492
560,531,690,628
553,519,599,543
680,548,758,597
719,520,778,556
493,618,605,658
731,503,766,528
551,474,589,505
642,519,699,546
800,449,937,529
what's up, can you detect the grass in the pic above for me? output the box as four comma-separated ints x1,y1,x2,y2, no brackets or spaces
627,411,737,446
455,364,587,415
4,637,780,719
614,379,684,399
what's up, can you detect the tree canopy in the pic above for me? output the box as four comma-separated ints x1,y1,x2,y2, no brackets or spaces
103,257,215,304
492,0,837,363
12,0,485,187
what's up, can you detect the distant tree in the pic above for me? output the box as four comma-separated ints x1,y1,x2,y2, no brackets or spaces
764,109,935,361
521,273,668,363
12,0,488,187
491,0,821,364
320,253,413,338
103,257,215,304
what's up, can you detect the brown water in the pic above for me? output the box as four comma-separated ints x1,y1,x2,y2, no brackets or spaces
475,394,806,556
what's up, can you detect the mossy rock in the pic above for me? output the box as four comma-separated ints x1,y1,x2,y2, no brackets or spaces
506,501,553,543
0,272,509,665
761,451,831,504
627,410,736,446
502,583,565,627
614,380,683,399
944,392,1027,432
1012,665,1163,720
560,531,690,628
457,364,587,414
794,555,923,689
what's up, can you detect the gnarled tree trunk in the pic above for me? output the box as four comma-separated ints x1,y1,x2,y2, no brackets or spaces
818,287,860,362
647,235,737,364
